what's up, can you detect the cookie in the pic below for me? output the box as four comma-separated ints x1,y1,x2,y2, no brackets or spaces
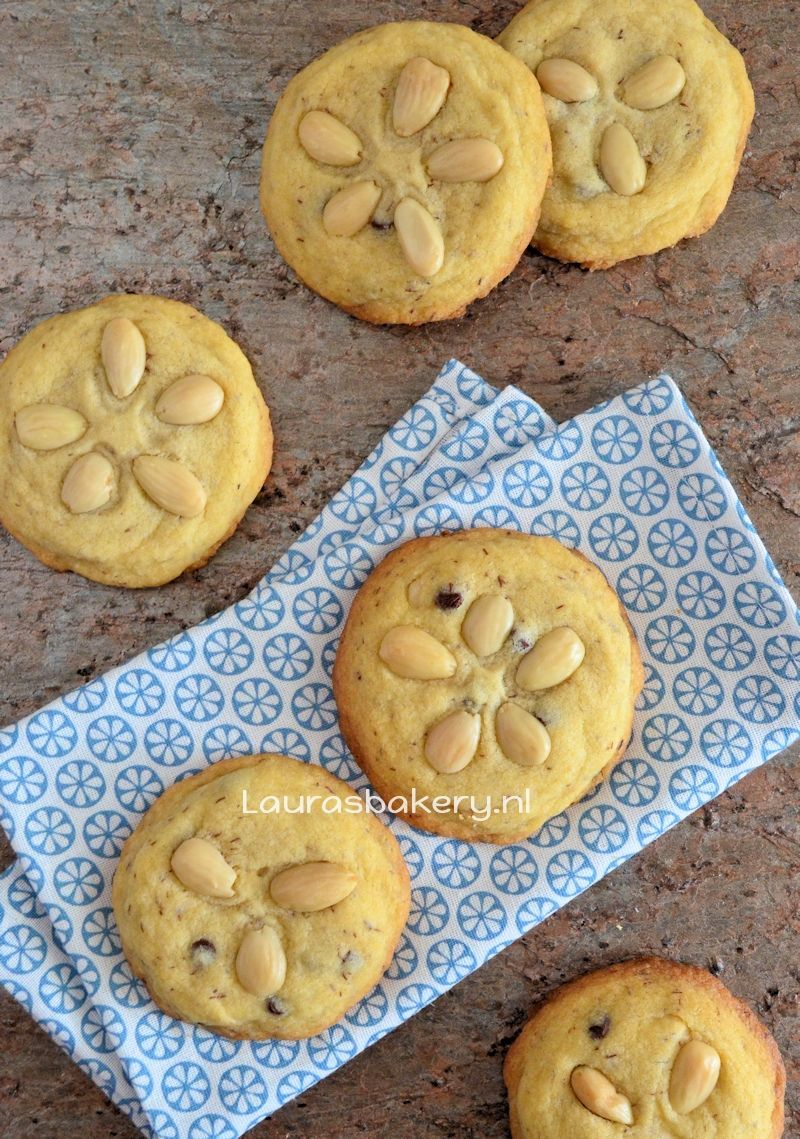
498,0,755,268
260,21,552,324
333,529,643,844
505,957,786,1137
113,753,411,1040
0,294,272,587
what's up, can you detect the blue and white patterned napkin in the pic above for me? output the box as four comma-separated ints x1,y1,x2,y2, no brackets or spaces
1,361,798,1139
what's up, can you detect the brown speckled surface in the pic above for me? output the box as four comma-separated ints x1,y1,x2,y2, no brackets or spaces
0,1,798,1136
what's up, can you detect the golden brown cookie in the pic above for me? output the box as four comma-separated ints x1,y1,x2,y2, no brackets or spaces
113,753,411,1040
498,0,755,267
260,21,552,323
505,957,785,1137
0,294,272,587
333,529,643,844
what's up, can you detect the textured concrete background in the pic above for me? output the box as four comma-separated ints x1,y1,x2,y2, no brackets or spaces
0,0,798,1135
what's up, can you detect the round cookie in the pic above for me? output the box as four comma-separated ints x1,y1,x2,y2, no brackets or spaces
260,21,552,324
333,529,643,844
497,0,755,268
113,753,411,1040
505,957,786,1137
0,294,272,587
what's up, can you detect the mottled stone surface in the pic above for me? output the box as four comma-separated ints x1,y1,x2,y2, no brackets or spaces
0,0,798,1135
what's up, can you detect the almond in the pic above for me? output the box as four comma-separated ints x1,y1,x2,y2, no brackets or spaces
516,627,585,691
495,702,551,767
460,594,514,656
61,452,115,514
426,138,504,183
394,198,444,277
570,1066,634,1125
669,1040,721,1114
235,927,287,998
171,837,236,898
156,374,225,425
270,861,357,912
393,57,450,137
133,454,207,518
425,710,481,774
536,58,598,102
15,404,87,451
599,122,647,196
379,625,456,680
101,317,146,398
323,180,381,237
621,55,686,110
298,110,362,166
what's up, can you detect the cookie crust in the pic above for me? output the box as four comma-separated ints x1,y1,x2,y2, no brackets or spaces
498,0,755,268
113,753,411,1040
333,529,643,844
505,957,785,1138
0,294,273,587
260,21,552,324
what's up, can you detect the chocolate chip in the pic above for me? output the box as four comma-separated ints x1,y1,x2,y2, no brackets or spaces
190,939,216,967
266,997,287,1016
435,587,463,610
588,1015,611,1039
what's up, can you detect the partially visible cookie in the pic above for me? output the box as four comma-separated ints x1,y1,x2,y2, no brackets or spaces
0,294,272,587
333,529,643,844
505,957,785,1137
113,754,411,1040
498,0,754,267
260,21,552,324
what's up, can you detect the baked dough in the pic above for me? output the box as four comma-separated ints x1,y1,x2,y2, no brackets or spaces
261,21,551,323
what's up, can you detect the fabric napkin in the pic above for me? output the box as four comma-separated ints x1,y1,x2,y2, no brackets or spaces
1,361,798,1139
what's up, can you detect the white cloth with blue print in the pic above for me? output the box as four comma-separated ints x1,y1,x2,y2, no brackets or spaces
0,361,798,1139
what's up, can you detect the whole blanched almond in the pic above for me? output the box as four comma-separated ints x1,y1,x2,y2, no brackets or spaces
323,180,381,237
394,198,444,277
426,138,504,183
495,702,551,767
570,1066,634,1125
669,1040,721,1114
15,404,87,451
101,317,146,398
461,594,514,656
536,58,598,102
425,710,481,773
516,627,585,691
156,374,225,425
393,57,450,137
599,123,647,195
379,625,456,679
61,452,115,513
171,837,236,898
270,861,357,912
298,110,362,166
621,55,686,110
235,927,287,998
133,454,207,518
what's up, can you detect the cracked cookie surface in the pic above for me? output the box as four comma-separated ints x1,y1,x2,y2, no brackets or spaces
498,0,754,267
260,21,551,324
0,294,272,587
333,529,643,844
505,957,785,1138
113,753,411,1039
